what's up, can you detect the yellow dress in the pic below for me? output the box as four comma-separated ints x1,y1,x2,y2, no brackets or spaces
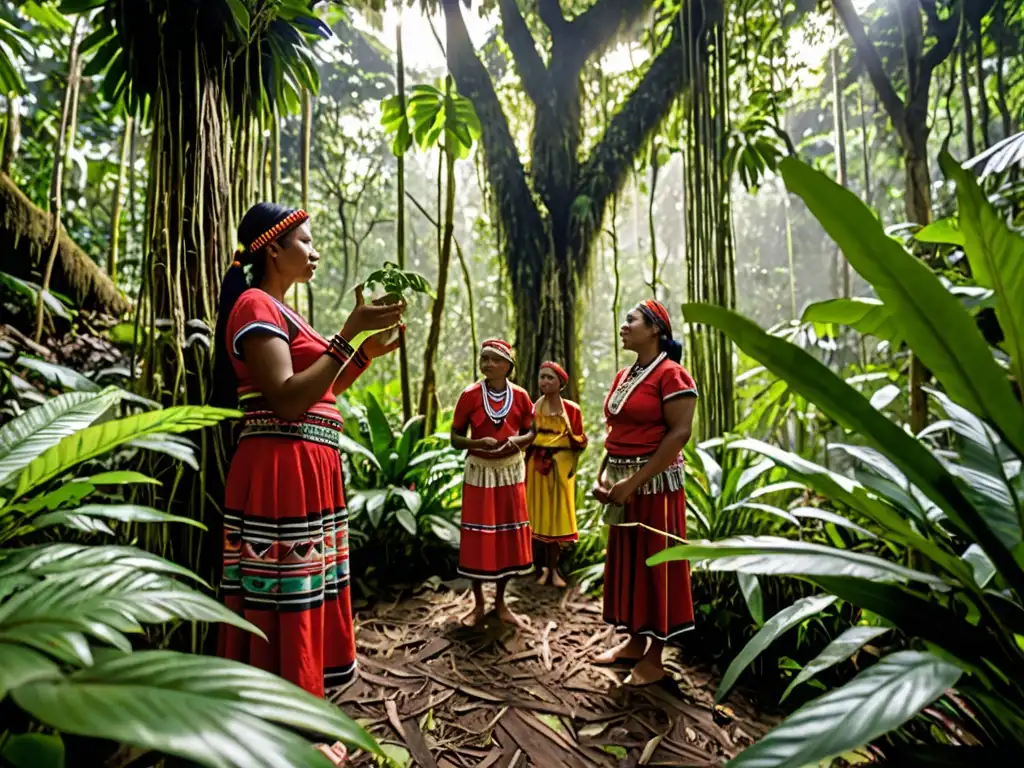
526,400,586,544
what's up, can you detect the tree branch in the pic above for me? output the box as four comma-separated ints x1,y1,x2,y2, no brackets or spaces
576,1,705,231
832,0,911,147
497,0,549,104
568,0,652,65
537,0,567,36
920,2,960,77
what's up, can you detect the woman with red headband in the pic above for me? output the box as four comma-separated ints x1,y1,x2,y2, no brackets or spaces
213,203,405,719
593,299,698,686
451,339,536,628
526,361,587,588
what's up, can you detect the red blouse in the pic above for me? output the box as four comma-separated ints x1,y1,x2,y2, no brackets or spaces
452,381,535,458
227,289,365,408
603,358,698,457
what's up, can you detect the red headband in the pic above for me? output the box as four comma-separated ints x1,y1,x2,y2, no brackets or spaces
539,361,568,386
248,209,309,253
481,339,514,364
638,299,672,334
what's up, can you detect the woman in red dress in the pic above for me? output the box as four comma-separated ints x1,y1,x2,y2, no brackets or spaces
213,202,405,708
593,299,698,686
451,339,535,628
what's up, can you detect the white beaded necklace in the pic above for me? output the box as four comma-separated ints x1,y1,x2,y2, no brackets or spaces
606,352,666,415
481,381,513,424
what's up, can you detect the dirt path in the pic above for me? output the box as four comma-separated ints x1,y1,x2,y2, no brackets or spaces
335,579,778,767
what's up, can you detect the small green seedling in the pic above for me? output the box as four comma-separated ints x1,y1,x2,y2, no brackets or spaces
363,262,434,305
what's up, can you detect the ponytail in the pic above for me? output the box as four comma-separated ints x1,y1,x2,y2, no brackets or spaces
661,335,683,364
211,261,249,408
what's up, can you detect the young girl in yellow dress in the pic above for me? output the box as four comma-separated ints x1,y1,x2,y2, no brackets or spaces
525,361,587,588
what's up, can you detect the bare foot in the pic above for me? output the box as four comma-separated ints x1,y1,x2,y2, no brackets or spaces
461,604,486,628
497,603,530,629
315,742,347,765
592,636,646,666
536,566,550,586
551,568,567,589
624,657,665,687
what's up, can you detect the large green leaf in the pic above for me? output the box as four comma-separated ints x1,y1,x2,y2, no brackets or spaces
0,389,122,488
0,643,62,698
727,651,962,767
15,406,239,496
648,536,949,588
717,595,837,702
0,544,201,584
362,392,393,474
32,504,204,534
781,626,890,702
802,297,899,343
0,733,64,768
338,434,381,471
684,305,1015,594
12,651,381,767
738,573,764,626
941,153,1024,385
781,157,1024,459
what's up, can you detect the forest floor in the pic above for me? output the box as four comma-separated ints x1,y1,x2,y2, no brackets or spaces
336,579,779,768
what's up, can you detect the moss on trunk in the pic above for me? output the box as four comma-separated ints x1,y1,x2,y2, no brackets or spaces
1,173,130,317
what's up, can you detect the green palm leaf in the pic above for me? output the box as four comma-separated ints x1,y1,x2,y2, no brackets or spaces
727,651,961,767
717,594,837,702
781,157,1024,459
0,543,201,584
0,389,122,488
941,152,1024,385
15,406,239,496
780,626,890,702
12,650,380,768
32,504,204,534
648,536,950,587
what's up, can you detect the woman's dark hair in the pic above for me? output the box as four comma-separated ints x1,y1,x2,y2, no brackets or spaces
638,303,683,364
211,202,300,408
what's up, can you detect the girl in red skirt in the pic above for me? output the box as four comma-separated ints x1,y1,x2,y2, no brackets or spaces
451,339,535,628
213,202,405,707
593,299,698,686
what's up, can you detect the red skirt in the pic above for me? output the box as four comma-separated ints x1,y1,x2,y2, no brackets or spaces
218,432,355,697
603,488,694,641
458,454,533,580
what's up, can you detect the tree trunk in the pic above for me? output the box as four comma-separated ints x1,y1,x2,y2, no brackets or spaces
994,0,1013,137
108,115,133,286
395,19,413,423
1,95,20,176
973,20,991,148
960,31,976,157
0,173,130,316
830,40,850,297
419,142,456,428
35,19,83,343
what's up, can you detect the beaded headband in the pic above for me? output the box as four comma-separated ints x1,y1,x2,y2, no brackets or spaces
248,209,309,253
637,299,672,335
481,339,514,365
539,361,568,385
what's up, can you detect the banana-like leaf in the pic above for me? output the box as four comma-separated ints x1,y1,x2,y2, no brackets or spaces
941,153,1024,385
781,157,1024,460
781,626,890,702
396,416,425,474
12,650,381,767
33,504,204,533
0,643,62,698
15,406,239,496
717,595,837,703
738,573,764,626
648,536,949,588
0,732,64,768
720,501,800,526
0,389,122,488
127,434,199,469
363,392,394,471
802,297,899,343
727,651,961,767
685,305,1011,592
790,508,877,539
338,434,382,472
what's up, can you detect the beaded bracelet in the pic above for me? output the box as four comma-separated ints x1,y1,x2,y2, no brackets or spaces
353,348,369,369
324,333,355,366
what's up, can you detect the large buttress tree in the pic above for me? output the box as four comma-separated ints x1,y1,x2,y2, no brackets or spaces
439,0,717,396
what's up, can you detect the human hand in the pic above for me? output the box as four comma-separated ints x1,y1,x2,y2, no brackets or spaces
592,483,611,504
341,285,406,338
477,436,500,450
361,325,404,359
608,478,636,506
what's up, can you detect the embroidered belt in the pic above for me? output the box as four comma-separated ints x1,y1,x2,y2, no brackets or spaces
606,453,685,496
464,452,526,488
238,405,343,450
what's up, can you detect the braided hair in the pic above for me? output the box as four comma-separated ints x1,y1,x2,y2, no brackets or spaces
212,202,305,408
